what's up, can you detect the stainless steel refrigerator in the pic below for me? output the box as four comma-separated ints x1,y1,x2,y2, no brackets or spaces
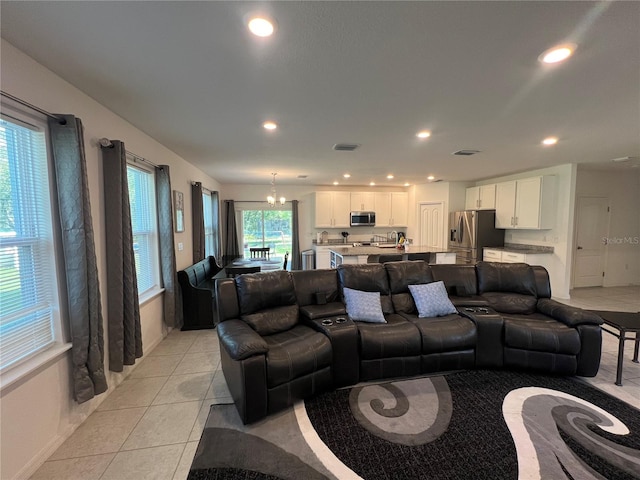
448,210,504,264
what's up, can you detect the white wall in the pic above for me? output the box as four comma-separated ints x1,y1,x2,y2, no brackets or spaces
0,40,220,480
475,164,577,298
575,168,640,286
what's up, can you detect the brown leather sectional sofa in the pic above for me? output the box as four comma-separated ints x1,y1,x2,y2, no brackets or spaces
215,261,603,424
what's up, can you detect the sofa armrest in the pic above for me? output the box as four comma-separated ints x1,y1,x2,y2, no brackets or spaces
300,302,346,320
217,319,268,360
537,299,604,327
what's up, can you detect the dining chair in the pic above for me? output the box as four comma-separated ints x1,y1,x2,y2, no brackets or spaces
283,252,289,270
249,247,270,260
226,266,261,278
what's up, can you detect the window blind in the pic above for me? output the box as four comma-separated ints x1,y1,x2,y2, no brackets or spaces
0,117,57,371
126,164,158,295
203,191,214,257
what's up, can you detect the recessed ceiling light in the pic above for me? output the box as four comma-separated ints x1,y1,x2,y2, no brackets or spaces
539,44,576,64
416,130,431,139
263,121,277,130
333,181,339,185
404,183,410,187
542,137,558,146
427,175,435,181
343,173,351,178
248,17,275,37
386,174,394,180
369,182,376,186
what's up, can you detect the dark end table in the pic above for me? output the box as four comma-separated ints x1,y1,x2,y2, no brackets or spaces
591,310,640,386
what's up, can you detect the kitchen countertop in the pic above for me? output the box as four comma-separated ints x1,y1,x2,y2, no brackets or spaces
330,246,453,256
485,244,554,255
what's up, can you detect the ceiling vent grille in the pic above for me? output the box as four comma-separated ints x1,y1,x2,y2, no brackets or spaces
333,143,360,151
453,149,481,156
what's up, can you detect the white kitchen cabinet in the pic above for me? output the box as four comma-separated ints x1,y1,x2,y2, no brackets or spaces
313,245,334,269
314,192,351,228
482,248,503,262
494,176,556,229
374,192,408,227
483,248,551,267
434,252,456,264
351,192,375,211
465,184,496,210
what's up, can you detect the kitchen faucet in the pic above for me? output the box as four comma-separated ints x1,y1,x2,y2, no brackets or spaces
389,231,398,245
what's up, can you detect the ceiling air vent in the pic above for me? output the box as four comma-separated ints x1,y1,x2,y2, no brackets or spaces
333,143,360,151
453,149,481,156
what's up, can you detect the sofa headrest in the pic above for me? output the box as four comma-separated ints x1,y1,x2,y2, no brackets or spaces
476,261,537,296
291,269,340,306
430,264,479,296
236,271,297,315
337,264,390,294
385,261,433,294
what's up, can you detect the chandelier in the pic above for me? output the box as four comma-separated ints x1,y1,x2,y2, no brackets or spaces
267,173,286,206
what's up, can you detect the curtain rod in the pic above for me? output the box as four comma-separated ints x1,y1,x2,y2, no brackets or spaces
98,138,160,169
0,90,67,124
191,182,216,194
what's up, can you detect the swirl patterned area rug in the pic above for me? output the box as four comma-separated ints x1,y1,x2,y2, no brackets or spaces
188,370,640,480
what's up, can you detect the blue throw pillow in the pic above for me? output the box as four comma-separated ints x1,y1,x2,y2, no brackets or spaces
343,287,386,323
408,281,457,318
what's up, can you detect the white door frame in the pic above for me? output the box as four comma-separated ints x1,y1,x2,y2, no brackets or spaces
417,201,446,248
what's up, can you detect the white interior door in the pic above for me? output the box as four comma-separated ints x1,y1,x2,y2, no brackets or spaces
573,196,609,288
419,202,445,249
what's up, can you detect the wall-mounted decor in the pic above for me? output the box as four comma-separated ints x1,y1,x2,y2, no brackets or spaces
173,190,184,232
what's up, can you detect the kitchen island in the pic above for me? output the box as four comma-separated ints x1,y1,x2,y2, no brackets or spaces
329,246,456,267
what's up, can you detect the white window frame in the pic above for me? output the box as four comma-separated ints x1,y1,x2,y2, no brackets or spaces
125,157,162,304
0,101,70,391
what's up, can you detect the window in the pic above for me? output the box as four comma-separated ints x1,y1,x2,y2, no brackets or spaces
238,206,292,258
203,191,214,257
202,190,220,259
0,111,62,373
126,161,160,297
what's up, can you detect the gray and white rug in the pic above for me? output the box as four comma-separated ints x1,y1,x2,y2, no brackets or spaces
188,370,640,479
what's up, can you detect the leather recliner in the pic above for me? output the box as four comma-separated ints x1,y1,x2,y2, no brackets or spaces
216,271,333,424
476,262,603,376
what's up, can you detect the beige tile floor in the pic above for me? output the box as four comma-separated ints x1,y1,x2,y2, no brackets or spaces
30,285,640,479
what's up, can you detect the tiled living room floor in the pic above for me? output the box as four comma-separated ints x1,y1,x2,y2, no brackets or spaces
29,286,640,480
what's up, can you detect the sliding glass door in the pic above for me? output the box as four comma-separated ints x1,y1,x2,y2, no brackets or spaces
238,207,292,258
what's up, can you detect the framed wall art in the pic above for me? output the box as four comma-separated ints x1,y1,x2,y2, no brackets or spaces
173,190,184,232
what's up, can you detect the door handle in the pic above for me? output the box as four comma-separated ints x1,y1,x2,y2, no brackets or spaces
577,246,583,250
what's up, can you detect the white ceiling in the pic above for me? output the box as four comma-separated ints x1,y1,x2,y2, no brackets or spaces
2,1,639,186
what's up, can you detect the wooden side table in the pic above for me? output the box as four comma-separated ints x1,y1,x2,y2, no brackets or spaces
591,310,640,386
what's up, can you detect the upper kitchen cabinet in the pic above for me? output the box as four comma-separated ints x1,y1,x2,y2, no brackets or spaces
374,192,408,227
465,184,496,210
314,191,351,228
495,176,556,229
350,192,375,211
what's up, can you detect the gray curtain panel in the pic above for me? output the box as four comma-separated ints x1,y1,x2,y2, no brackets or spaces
211,191,222,261
48,115,108,403
224,200,240,260
156,166,182,328
291,200,301,270
192,182,205,263
100,140,143,372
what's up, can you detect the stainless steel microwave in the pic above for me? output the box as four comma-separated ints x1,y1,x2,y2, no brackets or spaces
350,211,376,226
